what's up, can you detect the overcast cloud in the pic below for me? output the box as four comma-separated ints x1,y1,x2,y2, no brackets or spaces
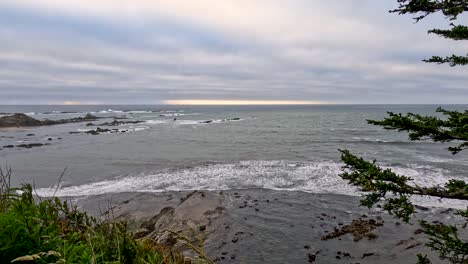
1,0,467,104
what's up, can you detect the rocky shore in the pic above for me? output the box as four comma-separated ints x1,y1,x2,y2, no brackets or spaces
74,189,459,264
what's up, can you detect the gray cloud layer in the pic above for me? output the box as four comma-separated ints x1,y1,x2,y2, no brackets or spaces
1,0,467,104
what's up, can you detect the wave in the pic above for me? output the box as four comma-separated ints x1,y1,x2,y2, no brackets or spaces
35,160,466,208
144,118,244,126
20,109,184,116
351,137,401,143
76,126,150,133
145,120,169,125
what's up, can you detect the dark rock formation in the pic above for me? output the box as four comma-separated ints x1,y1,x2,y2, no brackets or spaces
321,218,383,241
97,119,145,126
0,113,99,128
16,143,49,149
0,113,42,127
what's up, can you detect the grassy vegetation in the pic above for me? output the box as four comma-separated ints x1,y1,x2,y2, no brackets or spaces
0,167,212,264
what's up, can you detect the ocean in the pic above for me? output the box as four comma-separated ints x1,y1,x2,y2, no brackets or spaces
0,105,466,206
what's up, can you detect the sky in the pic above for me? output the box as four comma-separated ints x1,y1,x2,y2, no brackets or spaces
0,0,467,105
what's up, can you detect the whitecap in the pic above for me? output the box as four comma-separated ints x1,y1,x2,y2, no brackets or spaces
35,160,467,209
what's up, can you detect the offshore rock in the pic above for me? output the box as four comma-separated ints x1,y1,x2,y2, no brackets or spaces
0,113,99,128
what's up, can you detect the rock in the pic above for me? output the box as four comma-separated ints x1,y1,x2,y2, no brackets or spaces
86,123,95,126
396,238,422,250
3,145,14,148
307,253,317,263
362,252,376,259
415,205,430,211
26,134,35,136
98,119,145,126
83,113,97,120
0,113,42,127
199,120,213,124
16,143,44,148
85,127,111,135
321,219,383,241
138,191,225,250
0,113,99,128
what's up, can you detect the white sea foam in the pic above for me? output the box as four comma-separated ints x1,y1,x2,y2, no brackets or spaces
145,120,168,125
35,160,467,208
97,109,124,114
352,137,395,143
156,113,198,117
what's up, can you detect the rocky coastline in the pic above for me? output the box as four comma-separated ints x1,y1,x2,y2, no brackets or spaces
73,189,458,264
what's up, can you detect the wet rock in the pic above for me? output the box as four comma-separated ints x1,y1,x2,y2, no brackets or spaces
362,252,375,259
396,238,422,250
415,205,430,211
199,120,213,124
16,143,45,148
85,127,112,135
26,134,35,136
321,219,383,241
98,119,145,126
3,145,14,148
441,208,455,214
307,253,317,263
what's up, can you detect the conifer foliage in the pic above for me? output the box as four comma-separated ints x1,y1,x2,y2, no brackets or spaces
341,1,468,263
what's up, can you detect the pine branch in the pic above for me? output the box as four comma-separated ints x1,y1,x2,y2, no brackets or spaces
339,150,468,222
420,220,468,263
390,0,468,21
367,108,468,154
424,55,468,66
429,24,468,40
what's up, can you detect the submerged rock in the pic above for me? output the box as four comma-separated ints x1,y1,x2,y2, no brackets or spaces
16,143,49,148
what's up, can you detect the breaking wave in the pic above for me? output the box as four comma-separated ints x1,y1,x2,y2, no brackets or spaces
35,160,466,208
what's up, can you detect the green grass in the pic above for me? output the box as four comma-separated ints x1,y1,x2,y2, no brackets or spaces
0,167,212,264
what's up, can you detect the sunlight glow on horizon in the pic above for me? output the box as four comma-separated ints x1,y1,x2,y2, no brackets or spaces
163,100,330,105
62,101,81,105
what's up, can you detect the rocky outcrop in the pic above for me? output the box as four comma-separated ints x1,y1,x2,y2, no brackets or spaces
0,113,42,127
135,191,225,250
0,113,99,128
97,119,145,126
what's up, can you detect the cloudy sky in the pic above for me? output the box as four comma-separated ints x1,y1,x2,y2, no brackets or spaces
1,0,467,105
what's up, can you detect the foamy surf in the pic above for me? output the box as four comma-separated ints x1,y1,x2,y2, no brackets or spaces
35,160,466,208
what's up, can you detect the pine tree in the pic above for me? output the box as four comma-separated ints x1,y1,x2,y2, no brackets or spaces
340,1,468,263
